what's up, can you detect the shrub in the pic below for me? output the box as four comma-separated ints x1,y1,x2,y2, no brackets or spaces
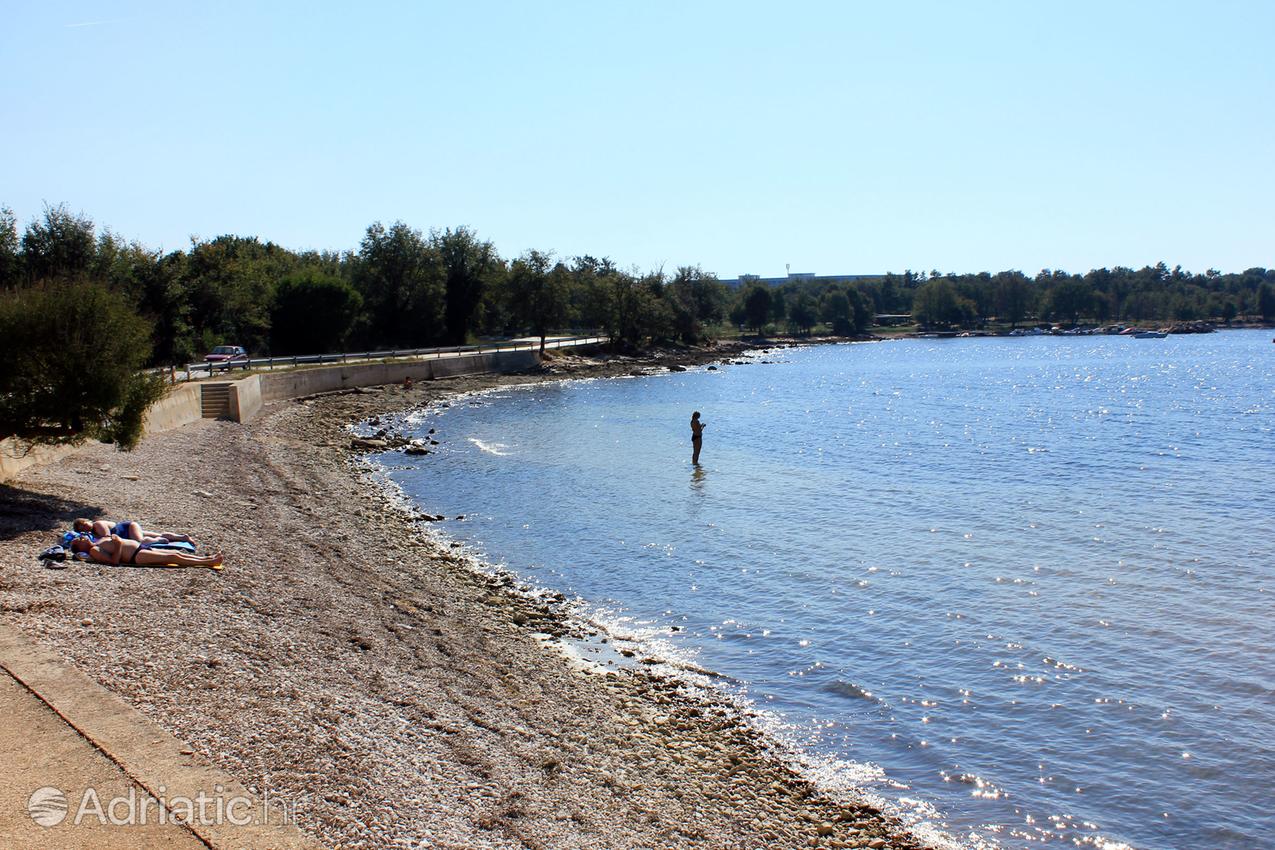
0,279,165,450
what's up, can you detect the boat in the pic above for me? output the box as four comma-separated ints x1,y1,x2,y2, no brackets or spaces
1134,331,1168,339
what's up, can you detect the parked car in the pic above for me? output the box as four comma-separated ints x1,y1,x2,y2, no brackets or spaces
203,345,250,369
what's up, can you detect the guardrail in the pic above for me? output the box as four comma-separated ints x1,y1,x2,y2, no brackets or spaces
182,335,609,380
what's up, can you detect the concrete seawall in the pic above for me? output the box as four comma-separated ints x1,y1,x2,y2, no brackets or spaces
1,348,541,480
255,349,538,407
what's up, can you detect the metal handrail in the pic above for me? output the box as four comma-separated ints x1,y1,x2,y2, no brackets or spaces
182,334,608,380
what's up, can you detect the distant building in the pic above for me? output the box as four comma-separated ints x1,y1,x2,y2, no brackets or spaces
874,314,913,326
722,272,879,289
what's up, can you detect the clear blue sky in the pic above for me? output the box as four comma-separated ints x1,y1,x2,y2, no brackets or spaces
3,1,1271,277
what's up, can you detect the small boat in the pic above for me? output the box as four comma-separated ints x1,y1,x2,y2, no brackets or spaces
1134,331,1168,339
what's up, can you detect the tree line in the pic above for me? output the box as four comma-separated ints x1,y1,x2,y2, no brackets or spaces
1,202,1271,448
871,266,1275,329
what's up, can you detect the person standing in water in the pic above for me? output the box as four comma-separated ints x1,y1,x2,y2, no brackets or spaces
690,411,706,465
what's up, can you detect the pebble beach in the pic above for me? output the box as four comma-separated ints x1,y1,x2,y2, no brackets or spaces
0,343,933,850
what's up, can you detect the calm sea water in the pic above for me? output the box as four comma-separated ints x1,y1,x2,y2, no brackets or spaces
381,330,1274,850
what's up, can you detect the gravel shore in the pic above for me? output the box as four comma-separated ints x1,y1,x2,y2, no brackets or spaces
0,342,937,850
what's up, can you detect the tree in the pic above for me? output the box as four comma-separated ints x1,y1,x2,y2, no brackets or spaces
20,204,96,282
769,286,787,327
507,250,569,353
912,279,964,328
847,286,873,333
0,206,19,288
787,292,818,335
818,286,872,336
741,284,771,335
1259,283,1275,322
434,226,499,345
668,265,728,343
568,255,618,338
993,271,1032,328
820,289,853,335
270,269,363,354
184,235,294,354
1046,279,1093,326
353,222,443,348
0,280,165,449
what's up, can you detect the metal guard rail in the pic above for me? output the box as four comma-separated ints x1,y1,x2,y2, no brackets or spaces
186,335,609,379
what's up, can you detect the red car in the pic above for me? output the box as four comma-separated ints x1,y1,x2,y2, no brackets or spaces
203,345,250,368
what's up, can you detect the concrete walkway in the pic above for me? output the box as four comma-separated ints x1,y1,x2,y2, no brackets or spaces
0,673,206,849
0,625,325,850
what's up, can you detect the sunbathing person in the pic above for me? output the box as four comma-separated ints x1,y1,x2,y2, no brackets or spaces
72,518,196,546
69,535,222,569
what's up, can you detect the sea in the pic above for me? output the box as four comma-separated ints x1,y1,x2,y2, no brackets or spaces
375,329,1274,850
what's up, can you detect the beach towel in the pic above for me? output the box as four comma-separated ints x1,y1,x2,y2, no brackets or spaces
140,540,197,553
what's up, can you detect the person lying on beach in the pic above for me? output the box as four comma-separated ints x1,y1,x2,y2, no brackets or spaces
72,518,196,546
68,535,223,568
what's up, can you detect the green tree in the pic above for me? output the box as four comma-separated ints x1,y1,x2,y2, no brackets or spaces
741,284,771,335
787,292,818,334
270,269,364,354
185,235,295,354
1259,282,1275,322
604,268,669,347
1045,279,1093,326
993,271,1032,327
508,250,569,353
353,221,443,348
0,280,164,449
568,255,618,337
818,286,872,336
20,204,96,282
434,226,499,345
0,206,19,288
667,265,728,343
912,279,964,328
847,285,873,332
820,289,853,335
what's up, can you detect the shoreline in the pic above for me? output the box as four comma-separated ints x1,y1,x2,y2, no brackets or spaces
1,340,938,850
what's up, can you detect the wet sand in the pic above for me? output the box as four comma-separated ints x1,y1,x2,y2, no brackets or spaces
0,342,934,850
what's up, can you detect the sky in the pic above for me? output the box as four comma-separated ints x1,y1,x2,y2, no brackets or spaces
3,1,1272,278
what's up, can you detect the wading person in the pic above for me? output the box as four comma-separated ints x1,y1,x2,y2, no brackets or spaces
690,410,706,465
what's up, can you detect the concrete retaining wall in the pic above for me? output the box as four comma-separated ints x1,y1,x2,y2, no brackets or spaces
255,349,539,406
0,439,81,483
228,375,263,423
142,382,204,434
1,383,205,481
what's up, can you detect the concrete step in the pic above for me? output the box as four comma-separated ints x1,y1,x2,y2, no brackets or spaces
200,383,232,419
